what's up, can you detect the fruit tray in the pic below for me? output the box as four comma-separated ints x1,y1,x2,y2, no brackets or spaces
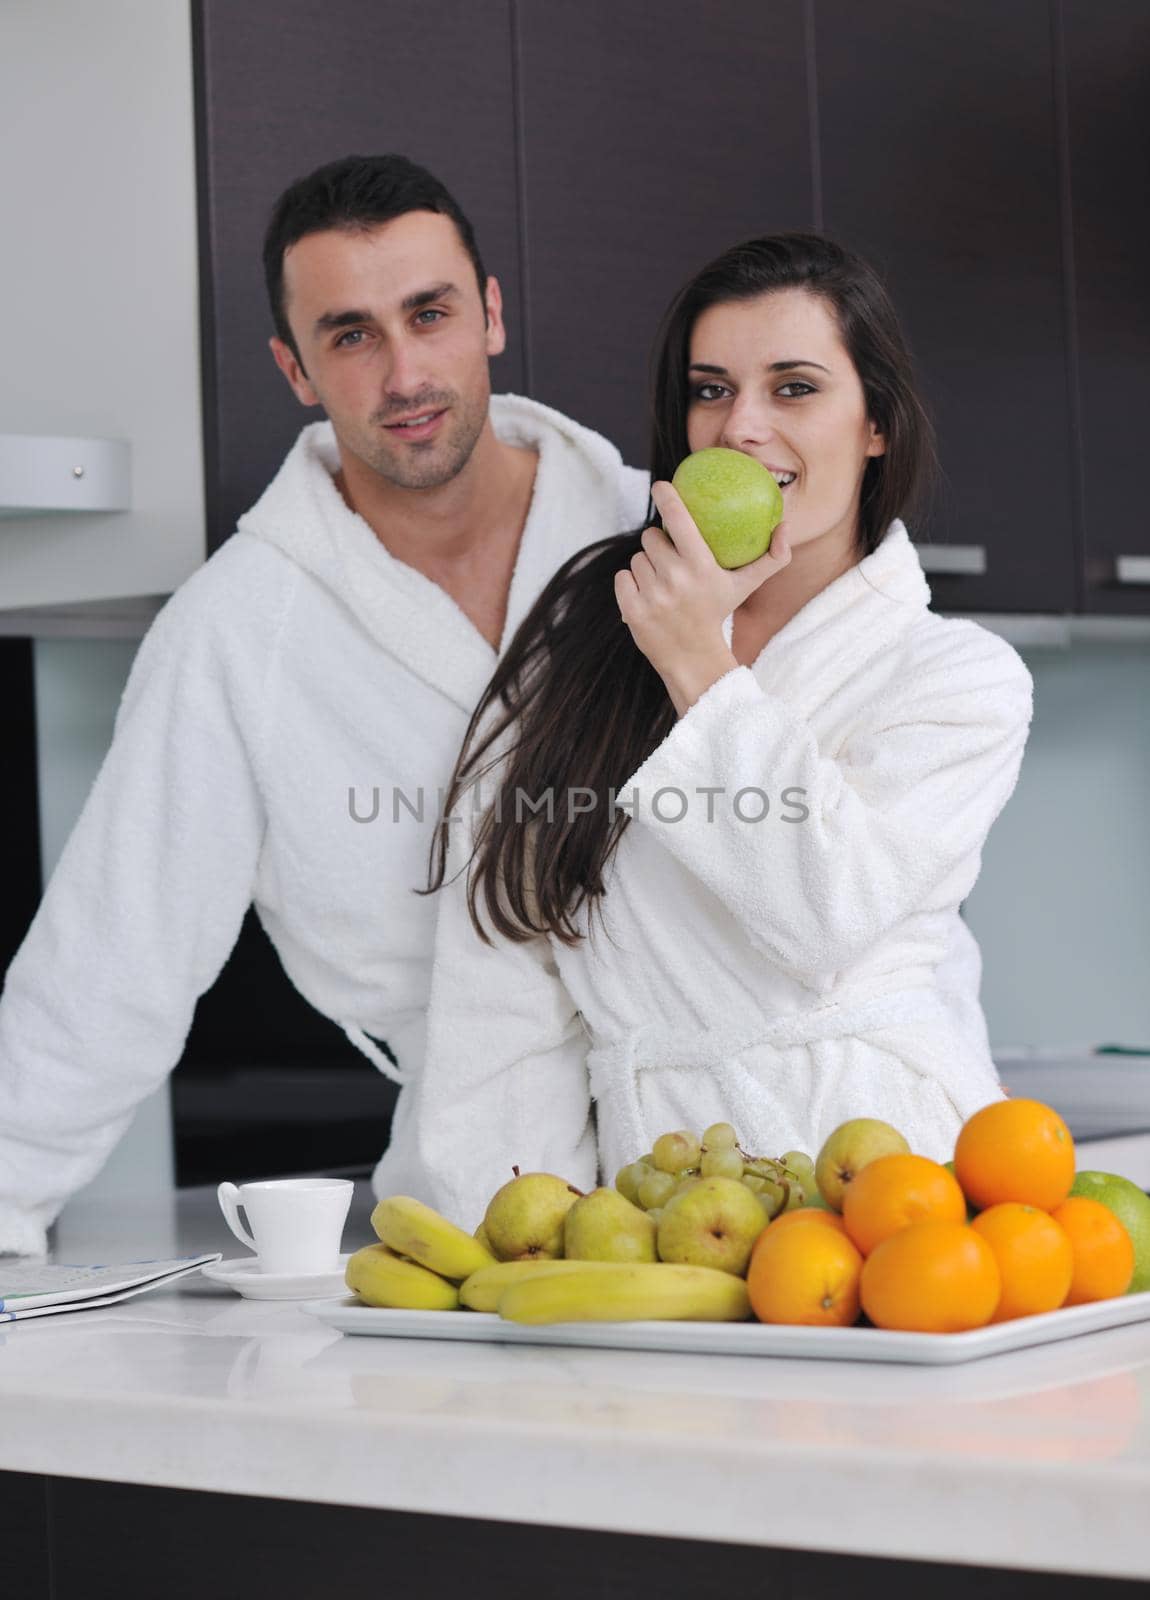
305,1286,1150,1366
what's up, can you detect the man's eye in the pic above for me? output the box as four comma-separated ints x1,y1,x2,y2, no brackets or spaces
335,329,366,348
690,382,729,402
778,381,816,397
415,309,444,325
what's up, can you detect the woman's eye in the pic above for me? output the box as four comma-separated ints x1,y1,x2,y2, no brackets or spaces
777,381,816,397
690,382,730,402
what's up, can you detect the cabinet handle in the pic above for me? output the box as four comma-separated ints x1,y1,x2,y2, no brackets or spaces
912,543,987,576
1115,556,1150,586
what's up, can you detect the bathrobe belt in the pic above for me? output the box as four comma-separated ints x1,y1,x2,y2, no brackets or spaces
584,985,958,1159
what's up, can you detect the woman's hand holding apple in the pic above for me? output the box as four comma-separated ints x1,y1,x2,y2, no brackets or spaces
614,479,791,717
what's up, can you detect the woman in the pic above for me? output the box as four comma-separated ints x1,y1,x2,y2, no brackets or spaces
387,233,1033,1229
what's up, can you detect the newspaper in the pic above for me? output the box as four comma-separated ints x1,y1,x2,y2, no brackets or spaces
0,1255,222,1321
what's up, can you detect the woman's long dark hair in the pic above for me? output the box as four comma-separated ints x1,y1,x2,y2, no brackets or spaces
426,232,938,945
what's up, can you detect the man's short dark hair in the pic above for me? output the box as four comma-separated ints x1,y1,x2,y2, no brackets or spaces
263,153,488,363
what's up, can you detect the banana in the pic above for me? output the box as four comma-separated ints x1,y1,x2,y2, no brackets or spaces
371,1195,496,1281
459,1259,589,1313
498,1262,751,1325
345,1244,460,1311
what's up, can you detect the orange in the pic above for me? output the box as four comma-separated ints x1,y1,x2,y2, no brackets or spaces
970,1203,1074,1321
762,1209,850,1238
747,1217,863,1326
859,1220,1001,1333
1049,1196,1135,1305
841,1153,967,1256
954,1098,1075,1211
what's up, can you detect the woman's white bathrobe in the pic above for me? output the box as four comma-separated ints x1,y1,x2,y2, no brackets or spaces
0,395,649,1255
405,520,1034,1229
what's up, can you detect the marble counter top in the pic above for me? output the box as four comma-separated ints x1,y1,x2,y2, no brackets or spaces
3,1181,1150,1581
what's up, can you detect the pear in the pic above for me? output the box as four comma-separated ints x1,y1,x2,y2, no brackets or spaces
564,1187,658,1264
815,1118,910,1212
656,1175,767,1276
483,1171,582,1261
474,1222,494,1252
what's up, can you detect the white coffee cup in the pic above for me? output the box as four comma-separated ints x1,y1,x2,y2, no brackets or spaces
216,1177,354,1275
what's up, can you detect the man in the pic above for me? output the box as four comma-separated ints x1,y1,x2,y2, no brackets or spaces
0,154,649,1254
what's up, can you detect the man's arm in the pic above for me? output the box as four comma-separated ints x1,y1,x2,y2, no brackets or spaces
0,568,274,1254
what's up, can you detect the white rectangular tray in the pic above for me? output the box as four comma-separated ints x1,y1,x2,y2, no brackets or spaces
305,1287,1150,1366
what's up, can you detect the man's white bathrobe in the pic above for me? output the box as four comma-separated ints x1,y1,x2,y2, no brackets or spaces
0,395,650,1255
411,520,1034,1229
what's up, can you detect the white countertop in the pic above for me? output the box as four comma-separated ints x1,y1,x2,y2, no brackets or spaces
4,1180,1150,1580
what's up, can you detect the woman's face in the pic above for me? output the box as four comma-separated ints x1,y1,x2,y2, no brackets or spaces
685,288,885,552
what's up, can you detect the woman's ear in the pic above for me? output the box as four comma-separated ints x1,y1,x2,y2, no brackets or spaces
865,419,886,458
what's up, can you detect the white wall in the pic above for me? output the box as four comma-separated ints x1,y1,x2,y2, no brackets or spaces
0,0,204,608
967,642,1150,1050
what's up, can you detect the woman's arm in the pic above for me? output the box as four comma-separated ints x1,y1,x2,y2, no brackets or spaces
621,621,1033,984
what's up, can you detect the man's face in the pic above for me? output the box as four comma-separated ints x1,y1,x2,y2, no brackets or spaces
270,211,506,490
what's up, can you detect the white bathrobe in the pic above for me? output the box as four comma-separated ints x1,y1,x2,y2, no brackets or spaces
410,520,1034,1229
0,394,650,1255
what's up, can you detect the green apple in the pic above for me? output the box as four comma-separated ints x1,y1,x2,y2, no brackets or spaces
814,1118,911,1212
671,448,784,570
1070,1170,1150,1294
656,1175,767,1276
563,1188,658,1263
483,1172,581,1261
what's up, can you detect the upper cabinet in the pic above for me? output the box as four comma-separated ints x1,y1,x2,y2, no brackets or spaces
1063,0,1150,616
194,0,526,550
513,0,812,469
814,0,1077,617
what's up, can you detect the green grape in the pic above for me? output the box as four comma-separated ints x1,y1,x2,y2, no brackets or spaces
702,1122,738,1152
757,1192,780,1222
744,1156,781,1182
647,1207,665,1226
759,1178,785,1220
700,1148,744,1181
781,1180,807,1213
637,1169,676,1211
614,1161,648,1205
782,1150,816,1182
742,1173,768,1196
652,1130,703,1174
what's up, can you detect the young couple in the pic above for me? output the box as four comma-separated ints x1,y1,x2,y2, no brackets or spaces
0,154,1031,1253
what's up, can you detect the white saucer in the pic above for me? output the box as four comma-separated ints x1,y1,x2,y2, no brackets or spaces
201,1255,352,1301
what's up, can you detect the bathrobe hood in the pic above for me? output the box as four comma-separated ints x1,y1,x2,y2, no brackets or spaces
237,393,649,713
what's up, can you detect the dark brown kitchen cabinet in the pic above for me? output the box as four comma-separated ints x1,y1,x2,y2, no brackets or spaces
813,0,1078,616
193,0,526,550
1062,0,1150,616
514,0,812,469
4,1471,1144,1599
